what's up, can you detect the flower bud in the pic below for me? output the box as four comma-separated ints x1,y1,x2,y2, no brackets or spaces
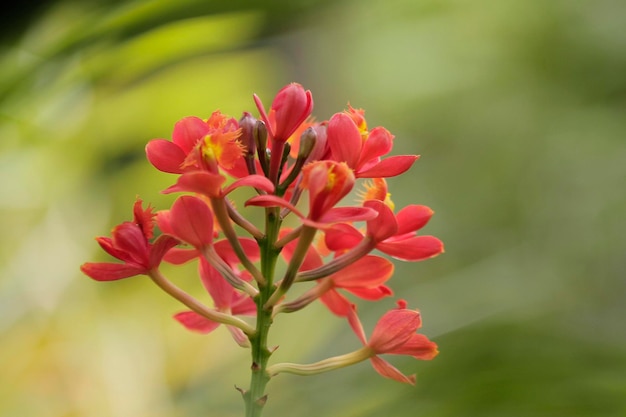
239,112,257,175
238,112,257,156
255,83,313,143
271,83,313,142
254,120,268,153
298,127,317,160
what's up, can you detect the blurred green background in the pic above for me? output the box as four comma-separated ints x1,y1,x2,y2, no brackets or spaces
1,0,625,416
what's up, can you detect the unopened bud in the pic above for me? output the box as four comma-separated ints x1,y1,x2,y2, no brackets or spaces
308,124,328,161
238,112,257,156
298,127,317,160
281,142,291,168
254,120,268,151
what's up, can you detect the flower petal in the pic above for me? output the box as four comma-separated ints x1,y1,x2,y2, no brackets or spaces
280,233,324,272
245,195,305,218
357,127,394,169
370,356,416,385
172,116,209,153
155,210,174,236
369,308,421,353
345,285,393,300
387,333,439,360
357,155,419,178
199,258,233,309
324,223,363,251
365,200,398,242
162,171,226,197
347,307,367,345
149,235,180,268
110,222,150,266
96,236,131,262
173,311,220,334
80,262,145,281
301,160,355,220
319,289,354,317
226,325,251,348
270,83,314,142
223,175,275,195
169,196,214,248
327,113,362,168
230,293,257,316
214,238,260,265
132,198,155,240
376,235,444,261
319,206,378,224
145,139,187,174
331,255,394,288
163,247,200,264
395,205,434,235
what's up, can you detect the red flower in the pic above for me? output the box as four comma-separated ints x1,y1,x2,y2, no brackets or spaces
145,111,243,174
245,160,377,228
318,255,394,316
254,83,313,143
156,195,215,248
80,199,178,281
349,300,438,384
326,199,444,261
301,160,356,221
327,112,418,178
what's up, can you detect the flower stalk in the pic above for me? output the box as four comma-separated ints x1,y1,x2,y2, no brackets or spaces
243,206,281,417
267,346,373,377
148,268,255,335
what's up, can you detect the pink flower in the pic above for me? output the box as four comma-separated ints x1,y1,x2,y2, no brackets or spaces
318,255,394,316
327,111,418,178
80,199,178,281
145,111,243,174
254,83,313,143
326,199,444,261
349,300,438,384
156,195,215,248
301,160,356,221
245,160,377,228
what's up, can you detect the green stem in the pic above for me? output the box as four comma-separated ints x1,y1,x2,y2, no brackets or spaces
243,206,281,417
265,225,317,308
267,346,373,377
210,196,265,285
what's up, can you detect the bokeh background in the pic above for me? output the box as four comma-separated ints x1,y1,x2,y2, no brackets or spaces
1,0,625,416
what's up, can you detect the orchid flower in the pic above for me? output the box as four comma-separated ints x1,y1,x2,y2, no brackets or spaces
80,198,178,281
348,300,439,384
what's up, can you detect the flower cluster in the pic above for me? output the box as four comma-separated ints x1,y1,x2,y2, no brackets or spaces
81,83,444,415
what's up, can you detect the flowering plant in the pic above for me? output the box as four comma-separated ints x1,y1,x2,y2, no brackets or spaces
81,83,444,416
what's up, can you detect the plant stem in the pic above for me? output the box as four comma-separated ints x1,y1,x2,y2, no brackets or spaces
148,268,255,335
267,347,373,377
243,206,281,417
211,196,265,284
